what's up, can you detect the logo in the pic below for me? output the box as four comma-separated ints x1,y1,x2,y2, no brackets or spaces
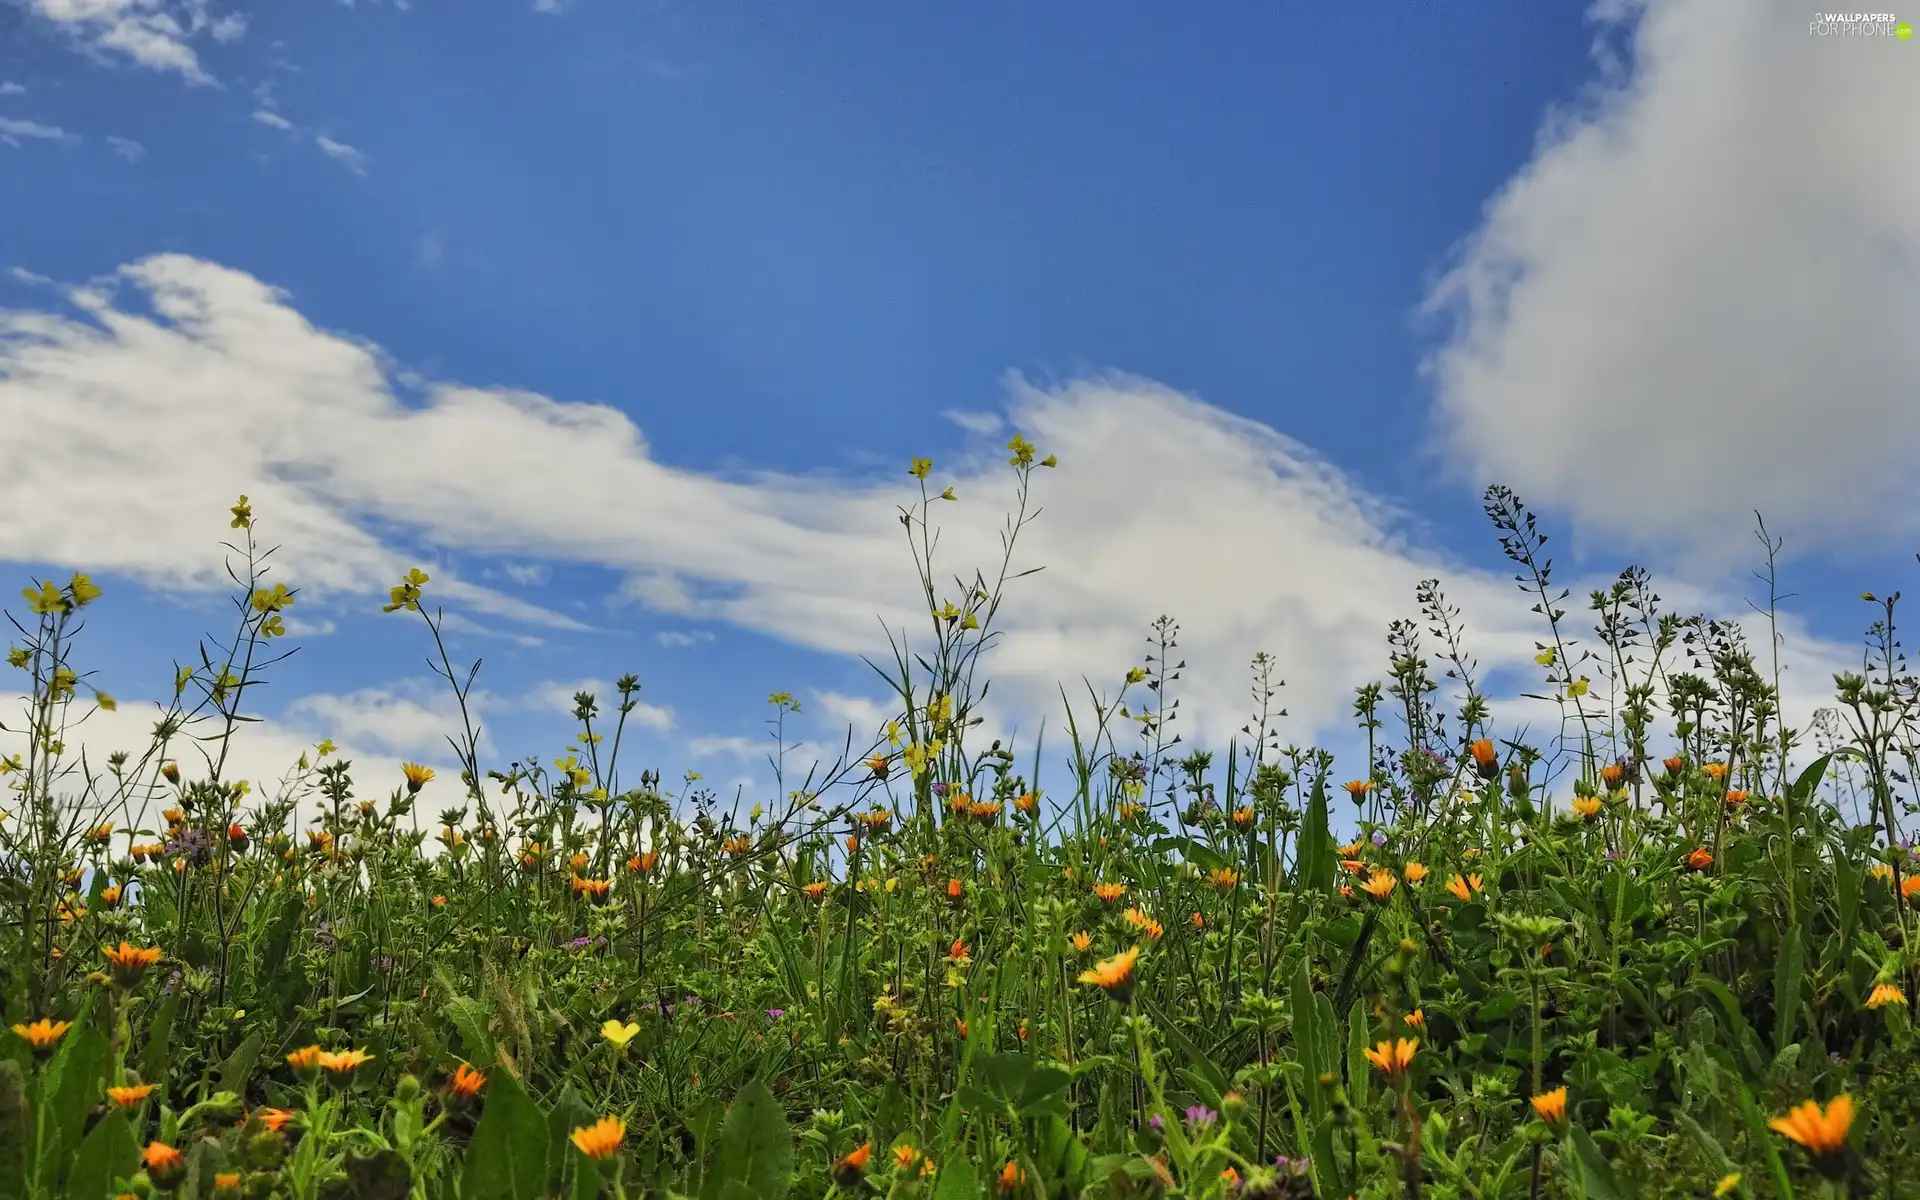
1809,11,1909,35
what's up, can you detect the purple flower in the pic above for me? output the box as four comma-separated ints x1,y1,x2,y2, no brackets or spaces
1184,1105,1217,1129
766,1008,785,1020
373,955,398,973
1148,1114,1164,1130
932,782,949,797
1371,832,1388,847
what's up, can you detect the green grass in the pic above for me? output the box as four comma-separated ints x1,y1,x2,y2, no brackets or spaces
1,443,1916,1199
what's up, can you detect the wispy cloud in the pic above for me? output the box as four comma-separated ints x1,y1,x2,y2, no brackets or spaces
655,630,713,649
105,135,146,162
314,135,369,175
1423,0,1920,561
0,117,76,147
414,231,446,272
532,0,572,13
251,109,295,132
22,0,243,84
521,678,674,730
0,83,26,96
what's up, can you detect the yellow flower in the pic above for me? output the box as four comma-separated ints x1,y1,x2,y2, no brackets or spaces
1206,867,1238,891
318,1048,373,1078
1077,945,1142,1000
12,1018,71,1053
286,1045,324,1073
1359,869,1397,902
909,457,932,480
104,942,163,988
601,1019,640,1048
1446,873,1484,901
1768,1095,1853,1158
1714,1173,1741,1198
1364,1037,1418,1075
1866,982,1906,1010
106,1083,156,1109
1404,862,1428,883
448,1063,487,1099
1092,881,1127,902
1572,794,1601,819
1070,931,1092,952
571,1115,626,1159
401,763,435,793
1530,1087,1568,1123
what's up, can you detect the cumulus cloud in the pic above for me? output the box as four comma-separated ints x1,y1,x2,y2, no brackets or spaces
283,681,498,760
0,254,1866,766
521,678,673,730
105,135,146,161
1423,0,1920,560
0,82,26,96
0,117,77,146
23,0,243,83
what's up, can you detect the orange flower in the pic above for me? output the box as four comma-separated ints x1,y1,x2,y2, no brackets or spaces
254,1108,295,1133
857,808,892,833
1190,911,1204,930
949,938,970,965
1359,869,1397,902
1070,931,1092,952
1867,982,1906,1010
1078,945,1142,1000
1229,806,1256,830
865,754,891,780
955,1018,968,1037
571,875,612,903
947,878,964,900
213,1171,243,1195
632,850,660,873
448,1063,487,1099
722,835,753,857
997,1160,1028,1191
1724,789,1748,809
1686,847,1714,871
1599,763,1623,788
1445,873,1484,901
833,1141,873,1185
106,1083,156,1109
104,941,163,987
1092,881,1126,903
1663,755,1685,776
318,1048,374,1078
1343,780,1373,801
287,1045,324,1073
1701,762,1728,781
1340,859,1368,876
1404,862,1428,883
1404,1008,1425,1030
1015,791,1039,814
1902,876,1920,901
1363,1037,1418,1075
1469,738,1498,778
401,762,435,793
1207,867,1238,891
12,1018,70,1053
98,886,122,908
571,1115,626,1159
143,1142,185,1185
804,881,830,900
1768,1095,1853,1158
1531,1087,1568,1123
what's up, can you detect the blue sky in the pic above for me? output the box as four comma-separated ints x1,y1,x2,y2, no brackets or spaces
2,0,1917,814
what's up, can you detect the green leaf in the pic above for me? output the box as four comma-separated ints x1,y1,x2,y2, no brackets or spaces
1346,998,1369,1112
142,992,182,1087
546,1083,595,1190
218,1030,264,1098
1298,775,1333,893
463,1068,549,1200
1772,924,1804,1054
1568,1127,1626,1200
715,1079,792,1200
932,1158,979,1200
43,1005,108,1177
64,1108,138,1200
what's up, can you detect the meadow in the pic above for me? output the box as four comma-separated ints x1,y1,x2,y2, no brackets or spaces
3,435,1917,1199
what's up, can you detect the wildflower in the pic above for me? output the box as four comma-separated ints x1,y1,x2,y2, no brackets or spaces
1190,911,1204,930
1530,1087,1568,1123
1724,789,1748,810
833,1142,873,1187
212,1172,242,1196
803,881,830,901
968,800,1002,822
1572,794,1601,819
1359,869,1397,902
1364,1038,1417,1075
997,1160,1027,1191
601,1019,640,1048
254,1108,295,1133
1768,1095,1853,1163
1469,738,1498,779
1686,847,1714,871
318,1048,373,1079
1207,867,1239,891
955,1018,968,1037
1230,805,1256,830
448,1063,486,1100
1599,763,1623,788
571,1115,626,1159
1446,874,1484,901
1117,801,1145,821
1404,862,1428,883
1663,756,1685,776
1405,1008,1425,1029
865,754,891,780
162,761,181,785
857,808,892,833
99,885,122,909
1070,931,1092,952
893,1144,920,1170
1340,859,1368,876
1185,1104,1217,1129
949,938,970,966
104,942,163,989
1714,1174,1741,1198
431,895,447,908
571,875,612,903
163,808,185,827
286,1045,324,1075
947,878,964,900
1078,945,1142,1000
142,1142,186,1188
1702,762,1728,781
1015,791,1039,815
722,835,753,858
1093,881,1126,902
87,821,114,844
227,823,248,853
1343,780,1373,802
12,1018,70,1055
1902,876,1920,901
1867,982,1906,1009
106,1083,156,1109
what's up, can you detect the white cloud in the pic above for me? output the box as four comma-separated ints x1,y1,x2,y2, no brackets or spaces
810,691,893,742
414,231,446,272
283,681,497,760
0,253,1872,769
314,135,368,175
0,118,76,146
521,678,673,730
0,83,26,96
1423,0,1920,561
688,735,764,762
251,109,295,132
943,410,1003,436
532,0,571,13
105,135,145,161
23,0,241,83
655,629,713,649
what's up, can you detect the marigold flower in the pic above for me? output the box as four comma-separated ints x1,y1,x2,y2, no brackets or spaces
400,763,435,793
104,941,163,988
254,1107,295,1133
1078,945,1142,1000
1404,1008,1424,1029
1229,806,1256,830
865,754,891,780
1902,876,1920,901
106,1083,156,1109
571,1115,626,1159
12,1018,70,1053
448,1063,486,1099
99,885,123,908
722,835,753,857
1599,763,1623,788
286,1045,324,1073
1702,762,1728,781
1867,982,1906,1010
142,1142,185,1185
1530,1086,1568,1123
947,878,964,900
1572,794,1601,819
1015,791,1039,814
1342,780,1373,801
1207,867,1238,891
1446,873,1483,901
1404,862,1428,883
833,1141,873,1185
1190,911,1204,930
1340,858,1368,876
571,875,612,903
1364,1037,1418,1075
1359,869,1397,902
1469,738,1499,778
997,1160,1027,1191
1768,1095,1853,1158
318,1048,373,1077
1686,847,1714,871
1093,881,1126,902
162,808,184,827
1724,789,1748,809
213,1171,242,1195
1070,931,1092,952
